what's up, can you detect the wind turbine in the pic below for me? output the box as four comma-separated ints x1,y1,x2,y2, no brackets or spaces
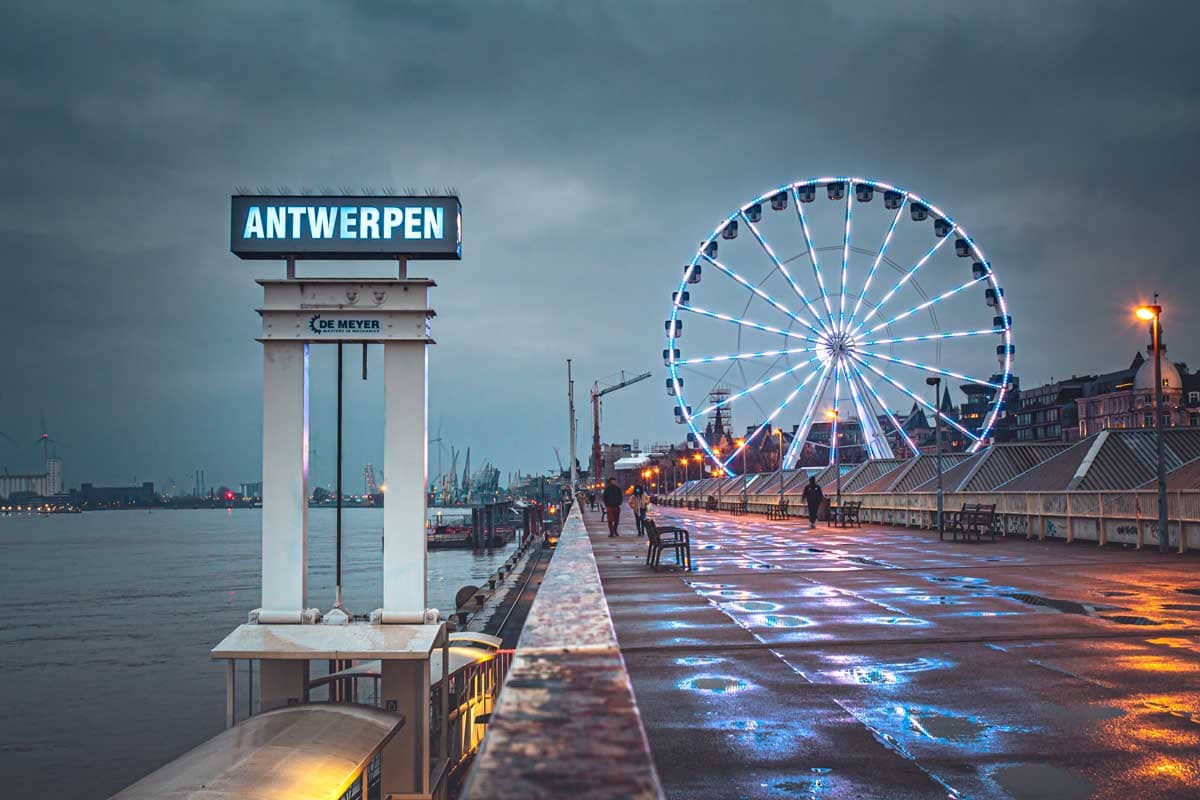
429,418,447,486
34,414,63,464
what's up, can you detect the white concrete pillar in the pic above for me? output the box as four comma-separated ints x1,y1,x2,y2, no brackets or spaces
261,341,309,617
380,660,429,796
383,341,428,619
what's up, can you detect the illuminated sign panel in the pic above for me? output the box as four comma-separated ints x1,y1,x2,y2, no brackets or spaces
231,195,461,260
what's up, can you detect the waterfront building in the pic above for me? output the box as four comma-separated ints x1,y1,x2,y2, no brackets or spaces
1012,375,1092,442
77,481,157,508
0,472,52,499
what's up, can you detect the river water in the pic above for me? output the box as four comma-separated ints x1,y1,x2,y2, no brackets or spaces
0,508,513,799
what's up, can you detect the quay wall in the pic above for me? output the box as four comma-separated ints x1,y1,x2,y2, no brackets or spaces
459,505,664,799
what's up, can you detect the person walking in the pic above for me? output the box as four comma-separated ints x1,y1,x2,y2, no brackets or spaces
802,476,824,529
629,485,649,537
602,478,623,537
587,490,597,511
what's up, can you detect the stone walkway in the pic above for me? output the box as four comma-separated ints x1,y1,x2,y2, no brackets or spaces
582,505,1200,799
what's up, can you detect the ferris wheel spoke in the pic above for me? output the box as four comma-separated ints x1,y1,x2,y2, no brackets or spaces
720,360,825,472
703,253,824,337
848,356,919,456
851,229,955,336
828,362,845,467
845,197,906,333
862,275,987,336
677,304,821,344
791,186,837,331
852,354,981,443
859,328,995,347
694,356,823,418
854,349,1003,389
782,358,835,468
842,361,885,460
678,346,819,366
838,184,853,332
740,212,832,335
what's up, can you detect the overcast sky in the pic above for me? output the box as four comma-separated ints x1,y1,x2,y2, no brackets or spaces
2,1,1198,490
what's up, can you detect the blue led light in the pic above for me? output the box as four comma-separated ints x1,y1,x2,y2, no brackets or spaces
855,350,1003,389
792,187,836,331
703,253,824,337
863,275,986,336
845,198,906,334
852,230,955,336
852,354,980,442
740,212,832,335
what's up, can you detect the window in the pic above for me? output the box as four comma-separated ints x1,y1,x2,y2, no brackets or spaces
1190,391,1199,405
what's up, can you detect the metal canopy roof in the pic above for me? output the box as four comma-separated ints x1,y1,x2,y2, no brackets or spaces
112,704,402,800
211,623,443,661
997,428,1200,492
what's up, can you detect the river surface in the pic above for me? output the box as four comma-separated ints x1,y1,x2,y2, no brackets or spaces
0,508,513,799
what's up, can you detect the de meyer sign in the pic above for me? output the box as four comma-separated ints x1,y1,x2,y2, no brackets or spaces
231,195,461,260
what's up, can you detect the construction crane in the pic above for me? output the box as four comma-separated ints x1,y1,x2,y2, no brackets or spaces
553,447,565,473
591,370,652,485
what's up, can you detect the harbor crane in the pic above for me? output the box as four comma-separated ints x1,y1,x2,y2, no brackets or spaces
590,370,651,485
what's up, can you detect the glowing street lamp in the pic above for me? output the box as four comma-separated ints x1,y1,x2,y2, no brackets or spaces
713,448,723,508
1136,298,1169,553
735,437,748,507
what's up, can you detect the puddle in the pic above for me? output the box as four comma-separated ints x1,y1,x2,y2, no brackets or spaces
678,675,751,694
826,657,952,685
1160,603,1200,612
991,763,1093,800
675,656,725,666
1100,590,1136,597
721,600,782,613
906,709,986,743
746,613,812,628
908,594,968,605
863,616,929,626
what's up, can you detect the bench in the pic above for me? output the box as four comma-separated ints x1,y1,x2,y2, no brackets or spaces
645,518,692,571
704,496,718,512
943,502,997,542
829,500,862,528
766,500,789,521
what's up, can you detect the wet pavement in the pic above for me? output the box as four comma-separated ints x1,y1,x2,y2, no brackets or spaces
583,506,1200,799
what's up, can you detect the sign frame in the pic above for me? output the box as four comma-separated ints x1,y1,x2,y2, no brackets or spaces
230,195,461,261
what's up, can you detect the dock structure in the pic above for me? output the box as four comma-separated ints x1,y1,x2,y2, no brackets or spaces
472,502,1200,799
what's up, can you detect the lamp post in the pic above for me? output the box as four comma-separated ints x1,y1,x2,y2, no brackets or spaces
1136,299,1169,553
735,437,747,507
775,428,785,507
926,376,944,538
713,447,722,508
825,409,841,523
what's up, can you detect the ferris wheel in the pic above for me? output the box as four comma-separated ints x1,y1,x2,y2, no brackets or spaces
665,176,1014,475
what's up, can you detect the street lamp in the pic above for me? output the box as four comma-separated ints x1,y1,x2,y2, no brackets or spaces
735,437,747,508
775,428,785,508
713,447,723,508
825,409,841,524
1136,299,1169,553
926,376,944,538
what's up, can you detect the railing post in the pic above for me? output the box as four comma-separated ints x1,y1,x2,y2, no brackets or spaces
1097,492,1106,547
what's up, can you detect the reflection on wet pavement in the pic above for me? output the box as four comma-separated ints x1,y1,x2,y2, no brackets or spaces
585,505,1200,799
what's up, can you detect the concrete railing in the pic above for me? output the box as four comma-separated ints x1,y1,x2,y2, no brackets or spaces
659,488,1200,552
459,504,664,799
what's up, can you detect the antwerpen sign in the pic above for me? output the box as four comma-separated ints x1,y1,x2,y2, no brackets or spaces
231,195,461,260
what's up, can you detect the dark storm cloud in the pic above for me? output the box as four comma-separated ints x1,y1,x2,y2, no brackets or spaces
1,0,1197,487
